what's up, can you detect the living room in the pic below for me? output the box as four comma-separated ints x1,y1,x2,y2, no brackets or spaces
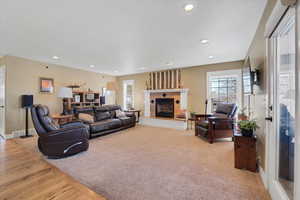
0,0,299,200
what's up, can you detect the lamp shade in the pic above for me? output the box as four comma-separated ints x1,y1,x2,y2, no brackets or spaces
58,87,73,98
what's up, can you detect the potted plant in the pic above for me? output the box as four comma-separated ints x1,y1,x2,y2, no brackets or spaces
238,107,248,121
238,119,259,137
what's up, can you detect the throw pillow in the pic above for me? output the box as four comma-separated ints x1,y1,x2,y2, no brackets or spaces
78,113,94,123
116,110,127,118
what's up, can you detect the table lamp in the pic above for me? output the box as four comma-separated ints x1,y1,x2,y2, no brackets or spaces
58,87,73,115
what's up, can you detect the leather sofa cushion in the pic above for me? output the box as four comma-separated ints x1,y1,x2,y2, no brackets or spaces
95,111,111,121
118,116,135,126
90,119,122,133
94,105,121,112
74,107,94,118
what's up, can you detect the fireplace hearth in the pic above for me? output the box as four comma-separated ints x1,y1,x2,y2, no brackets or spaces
155,98,174,118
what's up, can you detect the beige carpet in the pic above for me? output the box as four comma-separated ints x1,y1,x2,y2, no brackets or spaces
23,125,270,200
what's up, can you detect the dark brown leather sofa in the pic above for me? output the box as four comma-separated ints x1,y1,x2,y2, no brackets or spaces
31,105,89,158
74,105,136,138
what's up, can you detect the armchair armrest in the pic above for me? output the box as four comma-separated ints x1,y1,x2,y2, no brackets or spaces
194,114,213,121
207,117,235,130
207,116,234,122
40,126,88,142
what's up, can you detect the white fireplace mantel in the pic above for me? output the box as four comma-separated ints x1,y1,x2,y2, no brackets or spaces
144,88,189,117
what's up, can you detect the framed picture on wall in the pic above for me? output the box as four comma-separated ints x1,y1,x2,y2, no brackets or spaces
40,78,54,93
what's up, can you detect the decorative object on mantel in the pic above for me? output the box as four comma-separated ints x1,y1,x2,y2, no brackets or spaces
40,77,54,93
147,69,182,90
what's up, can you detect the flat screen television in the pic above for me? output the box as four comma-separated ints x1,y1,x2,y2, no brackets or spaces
242,60,253,94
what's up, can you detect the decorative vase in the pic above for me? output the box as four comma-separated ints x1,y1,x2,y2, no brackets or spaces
241,129,253,137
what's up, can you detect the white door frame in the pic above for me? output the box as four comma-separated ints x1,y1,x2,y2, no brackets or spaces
0,65,5,139
294,3,300,199
266,2,299,200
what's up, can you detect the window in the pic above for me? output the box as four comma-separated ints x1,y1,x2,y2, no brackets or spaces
123,80,134,110
207,70,242,113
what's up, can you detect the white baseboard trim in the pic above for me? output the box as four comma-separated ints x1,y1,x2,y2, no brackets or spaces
6,128,37,139
259,166,268,189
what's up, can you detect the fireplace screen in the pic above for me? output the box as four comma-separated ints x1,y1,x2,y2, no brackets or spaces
155,98,174,118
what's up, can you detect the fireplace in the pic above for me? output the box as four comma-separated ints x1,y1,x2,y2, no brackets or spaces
155,98,174,118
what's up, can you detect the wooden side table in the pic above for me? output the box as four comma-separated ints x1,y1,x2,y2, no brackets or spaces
124,110,141,123
51,114,74,125
234,132,257,172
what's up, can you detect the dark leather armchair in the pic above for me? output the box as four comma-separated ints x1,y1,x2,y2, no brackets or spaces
195,103,237,144
31,105,89,158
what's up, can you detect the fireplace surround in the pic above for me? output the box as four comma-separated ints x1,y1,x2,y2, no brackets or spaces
155,98,174,118
144,89,189,118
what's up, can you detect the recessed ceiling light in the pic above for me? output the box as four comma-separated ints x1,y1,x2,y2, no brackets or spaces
200,39,209,44
184,4,194,12
89,65,95,68
114,70,119,73
52,56,60,60
208,56,214,59
139,67,146,70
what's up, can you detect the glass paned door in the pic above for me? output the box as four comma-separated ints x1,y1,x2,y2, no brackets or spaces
276,16,295,200
268,8,296,200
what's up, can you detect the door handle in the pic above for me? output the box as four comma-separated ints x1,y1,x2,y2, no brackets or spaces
291,137,295,144
265,117,272,122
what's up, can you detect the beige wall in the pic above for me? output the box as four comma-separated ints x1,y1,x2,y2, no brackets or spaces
0,57,4,65
245,0,277,170
116,60,243,114
3,56,115,136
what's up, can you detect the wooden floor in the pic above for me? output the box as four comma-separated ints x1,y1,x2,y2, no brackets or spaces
0,138,106,200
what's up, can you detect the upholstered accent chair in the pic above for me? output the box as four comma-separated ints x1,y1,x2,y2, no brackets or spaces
31,105,89,158
195,103,237,144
